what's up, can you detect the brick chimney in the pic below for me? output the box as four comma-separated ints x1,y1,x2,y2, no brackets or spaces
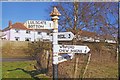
9,20,12,28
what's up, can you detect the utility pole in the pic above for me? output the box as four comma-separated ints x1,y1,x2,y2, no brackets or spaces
50,6,61,80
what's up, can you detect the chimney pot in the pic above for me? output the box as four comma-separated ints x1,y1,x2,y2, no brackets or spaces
9,20,12,28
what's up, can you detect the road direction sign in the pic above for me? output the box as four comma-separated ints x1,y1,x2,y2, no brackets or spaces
24,20,54,29
53,45,90,54
58,53,74,63
57,32,74,41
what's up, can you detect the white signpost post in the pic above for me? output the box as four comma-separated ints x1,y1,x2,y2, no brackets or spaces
50,6,61,80
53,45,90,54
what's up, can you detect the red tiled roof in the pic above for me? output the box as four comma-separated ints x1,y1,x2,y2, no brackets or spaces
11,22,33,30
78,30,97,37
2,22,52,33
2,22,33,31
66,28,98,38
99,34,114,40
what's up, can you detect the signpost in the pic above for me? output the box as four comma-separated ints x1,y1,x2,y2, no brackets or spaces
58,53,74,63
24,6,91,80
20,6,91,80
53,45,90,54
57,32,74,41
50,6,61,80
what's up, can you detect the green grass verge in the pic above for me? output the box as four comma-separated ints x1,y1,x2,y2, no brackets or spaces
0,58,1,79
2,61,50,79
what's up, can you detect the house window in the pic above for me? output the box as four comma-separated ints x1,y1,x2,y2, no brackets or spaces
25,38,31,41
15,29,19,33
15,37,20,41
37,38,41,41
50,23,51,27
38,32,41,35
26,30,30,34
47,33,49,35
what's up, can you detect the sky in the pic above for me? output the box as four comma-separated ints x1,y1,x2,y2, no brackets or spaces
1,2,54,29
1,2,119,30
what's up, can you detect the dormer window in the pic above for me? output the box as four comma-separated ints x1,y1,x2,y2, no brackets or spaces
15,29,19,33
26,30,30,34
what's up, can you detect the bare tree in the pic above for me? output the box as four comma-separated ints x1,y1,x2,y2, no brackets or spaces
50,2,118,78
54,2,118,40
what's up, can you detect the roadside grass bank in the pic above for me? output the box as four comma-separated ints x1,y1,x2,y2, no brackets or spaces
1,41,31,58
2,61,50,79
1,41,118,78
81,60,118,78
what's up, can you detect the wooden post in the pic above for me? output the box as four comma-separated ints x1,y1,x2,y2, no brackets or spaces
74,57,79,78
83,53,92,78
46,51,49,68
117,48,118,62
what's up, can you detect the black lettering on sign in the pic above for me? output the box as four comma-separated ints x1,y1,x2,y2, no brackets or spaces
28,25,35,28
66,50,69,52
59,45,66,48
36,21,40,24
59,45,63,48
58,35,66,39
68,34,71,38
43,21,46,24
63,45,67,48
28,21,34,24
71,49,82,53
36,25,44,28
59,49,69,53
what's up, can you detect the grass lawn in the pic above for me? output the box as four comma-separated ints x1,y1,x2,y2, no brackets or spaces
2,61,50,79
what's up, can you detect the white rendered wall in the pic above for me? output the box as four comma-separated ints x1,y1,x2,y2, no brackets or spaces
10,29,33,41
2,30,10,40
9,29,50,41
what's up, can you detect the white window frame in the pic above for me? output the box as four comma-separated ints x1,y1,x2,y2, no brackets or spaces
15,37,20,41
15,29,20,33
25,38,31,41
26,30,30,34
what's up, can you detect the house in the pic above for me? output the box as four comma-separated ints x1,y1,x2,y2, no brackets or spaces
66,28,116,43
0,29,2,39
2,21,52,41
2,21,117,43
77,30,99,42
0,29,6,40
98,34,117,43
